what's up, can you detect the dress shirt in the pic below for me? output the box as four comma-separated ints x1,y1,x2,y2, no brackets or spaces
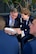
9,16,15,27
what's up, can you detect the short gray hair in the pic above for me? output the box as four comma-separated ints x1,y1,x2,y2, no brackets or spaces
10,8,18,13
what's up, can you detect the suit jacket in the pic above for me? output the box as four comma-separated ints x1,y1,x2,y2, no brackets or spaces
21,16,34,45
0,30,19,54
4,14,21,42
4,14,21,28
20,15,33,36
22,37,36,54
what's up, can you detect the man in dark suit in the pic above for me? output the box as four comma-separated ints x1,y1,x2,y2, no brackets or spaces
22,15,36,54
4,8,21,42
5,8,21,28
0,17,19,54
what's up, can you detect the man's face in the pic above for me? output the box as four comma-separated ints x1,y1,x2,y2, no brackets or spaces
21,14,29,20
29,19,36,35
10,12,18,19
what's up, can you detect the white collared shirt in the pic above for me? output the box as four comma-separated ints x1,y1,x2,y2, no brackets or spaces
9,16,15,27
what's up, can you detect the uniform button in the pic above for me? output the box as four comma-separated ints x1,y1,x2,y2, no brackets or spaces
20,25,22,27
25,29,27,31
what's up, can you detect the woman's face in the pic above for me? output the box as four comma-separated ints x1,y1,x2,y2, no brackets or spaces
21,14,29,20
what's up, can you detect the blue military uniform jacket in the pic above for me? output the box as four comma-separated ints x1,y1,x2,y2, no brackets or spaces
22,37,36,54
0,30,19,54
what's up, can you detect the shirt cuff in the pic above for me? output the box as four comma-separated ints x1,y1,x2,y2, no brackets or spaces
21,31,25,38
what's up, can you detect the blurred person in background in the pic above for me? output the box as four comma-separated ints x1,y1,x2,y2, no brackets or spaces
4,8,22,42
5,8,21,28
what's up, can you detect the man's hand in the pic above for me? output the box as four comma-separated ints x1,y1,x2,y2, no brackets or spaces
14,28,22,34
4,28,22,35
4,28,16,35
4,29,16,35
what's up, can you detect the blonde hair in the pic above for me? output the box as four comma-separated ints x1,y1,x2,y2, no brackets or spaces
0,16,5,30
21,8,31,16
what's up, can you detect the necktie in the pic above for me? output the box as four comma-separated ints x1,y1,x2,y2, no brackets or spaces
24,20,26,25
12,19,14,26
9,19,15,27
26,21,28,25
